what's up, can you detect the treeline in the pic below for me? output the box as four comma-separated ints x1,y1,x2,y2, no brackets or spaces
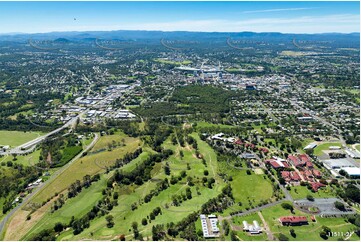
337,184,360,204
144,178,169,203
107,149,173,187
1,164,41,214
149,184,234,241
67,174,101,198
112,147,143,170
38,134,82,168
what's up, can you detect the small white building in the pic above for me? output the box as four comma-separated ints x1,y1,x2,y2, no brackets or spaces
200,214,220,238
243,220,262,234
304,143,317,150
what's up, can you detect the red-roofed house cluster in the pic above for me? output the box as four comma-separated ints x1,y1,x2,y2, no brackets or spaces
280,171,301,183
234,139,269,154
286,154,324,191
279,216,308,226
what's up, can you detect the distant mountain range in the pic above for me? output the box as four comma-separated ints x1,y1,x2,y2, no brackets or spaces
0,30,359,43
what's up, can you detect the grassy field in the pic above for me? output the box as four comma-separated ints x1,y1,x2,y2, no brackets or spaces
0,130,45,147
280,51,308,56
0,149,41,166
260,202,358,241
314,142,342,156
227,169,273,213
302,138,316,148
29,133,140,205
216,156,274,215
196,121,234,129
153,58,192,65
9,132,225,240
21,174,108,240
64,133,225,240
289,186,337,200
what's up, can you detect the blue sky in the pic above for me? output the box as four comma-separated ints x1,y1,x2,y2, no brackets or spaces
0,1,359,34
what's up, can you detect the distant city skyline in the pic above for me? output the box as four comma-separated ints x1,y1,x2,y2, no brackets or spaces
0,1,359,34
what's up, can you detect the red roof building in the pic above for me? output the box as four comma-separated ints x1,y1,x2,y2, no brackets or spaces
288,155,299,164
290,171,301,181
305,170,313,178
282,161,290,168
270,160,282,169
288,155,304,167
279,216,308,226
235,139,243,145
281,171,301,182
310,182,326,192
281,171,291,182
312,169,322,178
259,147,269,153
298,154,311,163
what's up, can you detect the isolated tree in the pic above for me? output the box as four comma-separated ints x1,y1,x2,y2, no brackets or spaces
290,229,296,238
281,203,294,212
334,201,345,211
306,194,314,201
278,233,289,241
54,222,64,233
106,215,114,228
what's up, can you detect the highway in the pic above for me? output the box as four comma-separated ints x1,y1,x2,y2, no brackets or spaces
4,112,85,155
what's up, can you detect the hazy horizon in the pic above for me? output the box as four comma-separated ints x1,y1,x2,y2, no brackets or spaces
0,1,359,34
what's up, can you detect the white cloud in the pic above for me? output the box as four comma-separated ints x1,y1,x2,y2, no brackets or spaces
24,14,360,34
242,7,317,14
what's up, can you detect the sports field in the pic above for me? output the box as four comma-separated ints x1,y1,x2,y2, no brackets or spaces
314,142,342,156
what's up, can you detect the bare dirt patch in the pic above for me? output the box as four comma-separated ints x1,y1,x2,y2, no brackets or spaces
4,195,59,240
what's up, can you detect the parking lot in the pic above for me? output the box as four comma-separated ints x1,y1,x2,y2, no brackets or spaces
294,198,355,216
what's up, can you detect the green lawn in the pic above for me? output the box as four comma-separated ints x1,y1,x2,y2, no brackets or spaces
153,58,192,65
66,133,225,240
314,142,342,156
121,148,153,173
29,133,140,205
289,186,337,200
227,170,274,213
17,133,226,240
302,138,316,148
1,149,41,166
0,130,45,147
22,174,107,240
196,121,234,129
